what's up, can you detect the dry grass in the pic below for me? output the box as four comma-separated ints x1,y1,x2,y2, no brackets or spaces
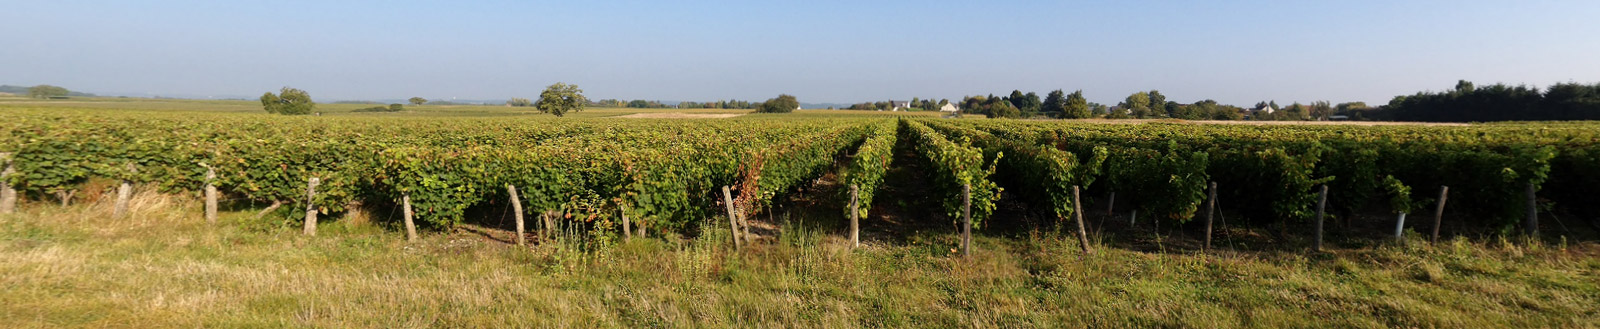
615,113,746,119
1,195,1597,328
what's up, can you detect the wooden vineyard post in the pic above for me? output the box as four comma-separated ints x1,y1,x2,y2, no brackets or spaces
722,185,740,250
544,211,557,240
738,209,751,244
1394,213,1407,241
113,163,137,219
1431,186,1449,244
303,177,319,236
204,166,218,224
1203,182,1217,252
850,184,860,249
1072,186,1092,256
402,194,417,242
507,185,525,246
2,153,18,214
620,204,632,241
1525,182,1538,238
1313,185,1328,252
962,183,971,258
1106,191,1116,216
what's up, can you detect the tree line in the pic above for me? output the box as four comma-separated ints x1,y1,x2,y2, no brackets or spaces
1372,80,1600,122
951,89,1251,120
2,84,93,98
953,80,1599,122
259,79,1600,122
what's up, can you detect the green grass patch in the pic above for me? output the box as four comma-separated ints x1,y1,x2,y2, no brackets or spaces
1,206,1597,328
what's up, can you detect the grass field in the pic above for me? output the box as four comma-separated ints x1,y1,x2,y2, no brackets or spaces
1,191,1596,328
2,97,1597,328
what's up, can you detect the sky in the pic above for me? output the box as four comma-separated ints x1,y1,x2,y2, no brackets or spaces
3,0,1599,106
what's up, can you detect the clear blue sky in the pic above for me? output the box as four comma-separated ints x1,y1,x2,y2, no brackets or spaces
4,0,1599,106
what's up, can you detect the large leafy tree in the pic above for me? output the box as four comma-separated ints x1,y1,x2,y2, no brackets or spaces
260,87,315,115
27,85,69,99
757,94,799,113
1121,91,1151,118
987,98,1021,118
1309,101,1334,120
408,97,427,105
1063,90,1091,119
1147,90,1167,117
1041,89,1066,116
1022,92,1041,117
534,82,587,117
1006,90,1042,117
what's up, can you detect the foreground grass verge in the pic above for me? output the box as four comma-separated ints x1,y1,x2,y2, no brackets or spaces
1,197,1597,328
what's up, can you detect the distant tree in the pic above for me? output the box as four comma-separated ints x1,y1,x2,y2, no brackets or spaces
1022,92,1041,117
1335,102,1369,113
1041,89,1066,117
1090,103,1108,116
259,87,315,115
1106,106,1130,119
1283,102,1309,120
1121,92,1151,118
534,82,587,117
627,99,651,108
1172,103,1205,120
1005,90,1042,117
1309,101,1334,120
389,103,404,111
1147,90,1167,117
758,94,799,113
1208,101,1245,120
27,85,69,99
1061,90,1091,119
962,96,987,115
988,101,1021,119
506,97,533,107
408,97,427,105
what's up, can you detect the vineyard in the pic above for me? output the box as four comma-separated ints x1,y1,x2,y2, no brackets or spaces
3,107,1599,245
4,105,1600,327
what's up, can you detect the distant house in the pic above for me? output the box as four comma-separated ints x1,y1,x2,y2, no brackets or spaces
1256,104,1276,114
890,100,911,111
939,103,960,112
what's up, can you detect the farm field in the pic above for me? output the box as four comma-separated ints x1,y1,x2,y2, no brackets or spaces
1,98,1598,328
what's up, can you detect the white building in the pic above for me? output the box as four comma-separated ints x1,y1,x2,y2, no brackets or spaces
939,102,960,113
890,100,911,111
